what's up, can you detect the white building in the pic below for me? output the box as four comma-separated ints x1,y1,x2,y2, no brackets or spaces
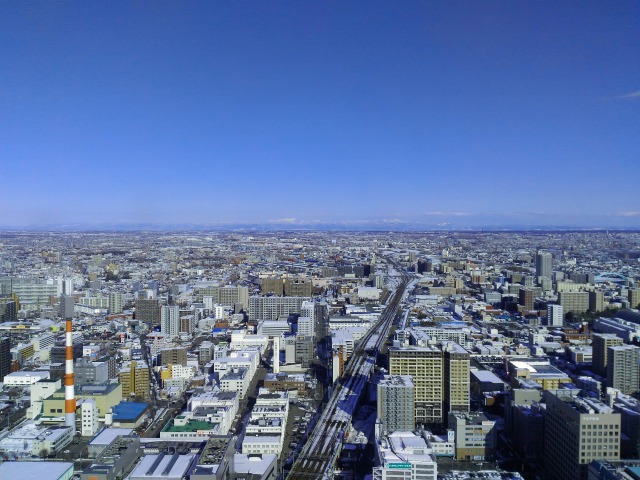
547,304,564,327
3,370,50,386
230,330,269,355
81,398,99,436
373,431,437,480
161,305,180,339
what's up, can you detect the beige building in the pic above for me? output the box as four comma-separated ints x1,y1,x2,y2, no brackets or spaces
558,291,589,314
593,333,624,376
544,389,621,480
448,411,497,461
118,361,150,400
389,346,443,424
443,342,470,416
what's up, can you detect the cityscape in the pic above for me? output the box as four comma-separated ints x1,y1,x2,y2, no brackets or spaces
1,2,639,480
0,230,640,480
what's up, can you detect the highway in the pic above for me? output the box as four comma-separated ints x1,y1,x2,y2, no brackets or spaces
285,267,411,479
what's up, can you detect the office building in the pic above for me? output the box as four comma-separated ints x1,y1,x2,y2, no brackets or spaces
75,357,109,386
536,251,552,279
607,345,640,394
389,346,443,425
295,335,314,368
377,375,415,433
0,298,18,322
547,304,564,327
59,295,74,319
593,333,624,376
160,305,180,339
373,431,437,480
544,389,620,480
448,411,497,461
0,337,10,381
443,342,470,416
136,298,160,324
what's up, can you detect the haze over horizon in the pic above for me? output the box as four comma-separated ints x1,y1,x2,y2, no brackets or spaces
1,2,639,228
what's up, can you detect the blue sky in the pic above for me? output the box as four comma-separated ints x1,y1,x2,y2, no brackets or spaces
1,2,639,228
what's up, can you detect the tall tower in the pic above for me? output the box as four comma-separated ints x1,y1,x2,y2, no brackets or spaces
536,251,552,280
64,317,76,428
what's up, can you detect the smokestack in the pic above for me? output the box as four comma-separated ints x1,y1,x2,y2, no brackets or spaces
65,317,76,428
273,336,280,374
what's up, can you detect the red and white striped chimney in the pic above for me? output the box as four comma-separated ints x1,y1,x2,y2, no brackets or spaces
64,317,76,428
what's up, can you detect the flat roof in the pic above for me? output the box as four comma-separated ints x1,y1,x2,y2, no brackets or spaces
89,427,134,445
129,453,195,479
112,401,149,420
0,461,73,480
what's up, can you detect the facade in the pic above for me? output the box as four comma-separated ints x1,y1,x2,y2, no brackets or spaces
547,304,564,327
136,298,161,324
443,342,470,416
373,431,437,480
535,251,552,279
448,411,497,461
544,389,621,480
606,345,640,394
108,292,123,314
118,361,150,399
559,291,590,314
0,336,10,381
248,296,306,321
519,288,536,311
161,346,188,366
389,346,443,425
593,333,624,376
160,305,180,339
377,375,415,433
590,290,605,313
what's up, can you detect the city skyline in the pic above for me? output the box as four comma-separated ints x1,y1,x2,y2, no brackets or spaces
1,2,639,227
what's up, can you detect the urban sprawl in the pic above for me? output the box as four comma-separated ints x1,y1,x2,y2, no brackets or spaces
0,230,640,480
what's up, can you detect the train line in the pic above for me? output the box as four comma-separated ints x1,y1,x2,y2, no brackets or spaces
285,268,411,479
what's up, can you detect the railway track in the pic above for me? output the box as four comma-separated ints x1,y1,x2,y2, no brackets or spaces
286,269,411,479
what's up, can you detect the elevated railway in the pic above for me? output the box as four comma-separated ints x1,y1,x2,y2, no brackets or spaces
286,269,411,479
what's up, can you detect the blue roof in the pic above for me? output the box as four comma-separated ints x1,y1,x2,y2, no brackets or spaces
112,401,149,420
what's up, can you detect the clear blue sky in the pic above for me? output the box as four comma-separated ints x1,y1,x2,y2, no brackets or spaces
1,2,639,228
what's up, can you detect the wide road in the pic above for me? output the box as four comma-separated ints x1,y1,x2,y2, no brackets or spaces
286,270,411,479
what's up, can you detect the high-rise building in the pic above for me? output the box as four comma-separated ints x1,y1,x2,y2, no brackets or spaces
443,342,470,416
118,360,150,400
377,375,415,433
558,291,590,314
160,305,180,339
0,337,10,382
108,292,123,314
536,251,552,279
607,345,640,394
593,333,624,376
389,346,443,425
59,295,74,319
136,298,161,324
518,288,536,311
589,290,605,313
628,289,640,309
544,389,620,480
546,304,564,326
295,335,313,368
0,297,17,322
